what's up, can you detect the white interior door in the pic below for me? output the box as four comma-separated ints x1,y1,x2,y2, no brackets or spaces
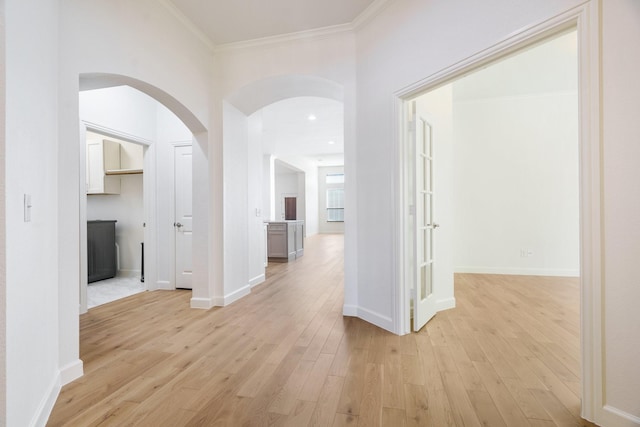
413,105,438,331
174,145,193,289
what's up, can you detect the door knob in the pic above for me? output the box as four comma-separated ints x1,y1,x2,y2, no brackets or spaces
429,223,440,228
174,222,183,228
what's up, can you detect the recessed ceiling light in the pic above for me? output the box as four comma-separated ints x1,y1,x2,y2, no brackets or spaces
308,114,316,121
328,140,335,145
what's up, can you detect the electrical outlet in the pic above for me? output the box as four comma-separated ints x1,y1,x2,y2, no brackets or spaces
520,249,533,257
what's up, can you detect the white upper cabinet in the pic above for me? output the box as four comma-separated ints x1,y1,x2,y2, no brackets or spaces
86,138,144,195
87,139,121,194
107,141,143,175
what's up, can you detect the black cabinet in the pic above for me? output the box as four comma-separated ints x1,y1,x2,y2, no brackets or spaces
87,220,117,283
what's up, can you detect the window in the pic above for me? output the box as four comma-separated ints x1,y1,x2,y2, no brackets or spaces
327,188,344,222
326,173,345,184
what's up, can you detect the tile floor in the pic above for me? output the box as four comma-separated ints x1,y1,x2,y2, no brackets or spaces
87,275,146,309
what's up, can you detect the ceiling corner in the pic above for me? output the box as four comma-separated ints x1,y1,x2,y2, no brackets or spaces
351,0,393,30
158,0,217,52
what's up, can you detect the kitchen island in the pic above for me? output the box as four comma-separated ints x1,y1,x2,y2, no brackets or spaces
266,220,304,262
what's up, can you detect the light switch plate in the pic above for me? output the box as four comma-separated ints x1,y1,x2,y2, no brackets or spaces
24,194,32,222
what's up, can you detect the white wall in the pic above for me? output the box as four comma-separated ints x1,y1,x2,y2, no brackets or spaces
79,86,157,142
222,102,250,303
303,161,319,237
601,0,640,421
318,166,345,234
5,0,60,425
0,2,6,422
453,94,579,276
262,153,275,221
247,113,266,286
452,32,579,276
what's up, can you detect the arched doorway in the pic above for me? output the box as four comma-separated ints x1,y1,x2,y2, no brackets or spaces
223,75,355,308
61,73,214,383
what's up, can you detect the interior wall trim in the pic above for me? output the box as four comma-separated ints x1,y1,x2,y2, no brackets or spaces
190,297,214,310
31,374,61,427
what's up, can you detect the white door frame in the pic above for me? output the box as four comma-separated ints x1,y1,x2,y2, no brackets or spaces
79,122,155,313
393,3,602,423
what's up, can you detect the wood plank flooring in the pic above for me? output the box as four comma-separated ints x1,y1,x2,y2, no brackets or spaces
48,234,598,426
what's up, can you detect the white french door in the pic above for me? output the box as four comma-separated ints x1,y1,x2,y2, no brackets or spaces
412,104,438,331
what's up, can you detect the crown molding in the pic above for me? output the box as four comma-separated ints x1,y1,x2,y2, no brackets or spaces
352,0,393,29
158,0,216,52
161,0,393,54
213,23,353,53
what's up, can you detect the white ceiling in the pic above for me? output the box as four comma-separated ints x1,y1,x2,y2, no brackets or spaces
260,97,343,164
169,0,375,45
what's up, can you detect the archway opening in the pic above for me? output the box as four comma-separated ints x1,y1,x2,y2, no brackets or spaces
222,75,349,305
76,74,210,315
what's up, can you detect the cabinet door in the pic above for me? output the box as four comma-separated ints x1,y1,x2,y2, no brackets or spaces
86,140,120,194
287,223,296,261
268,226,287,258
295,223,304,257
87,221,117,283
86,141,104,194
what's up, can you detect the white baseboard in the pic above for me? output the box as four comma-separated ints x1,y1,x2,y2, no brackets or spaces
117,269,141,278
436,297,456,312
190,297,214,309
454,266,580,277
249,274,266,288
342,305,394,333
31,373,61,427
156,280,173,291
223,285,251,306
343,300,454,335
59,359,83,386
357,306,394,332
343,304,358,317
602,405,640,426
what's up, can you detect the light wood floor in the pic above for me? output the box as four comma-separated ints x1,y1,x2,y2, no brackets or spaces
48,234,597,426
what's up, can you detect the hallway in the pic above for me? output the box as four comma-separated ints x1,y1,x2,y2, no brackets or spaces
48,234,592,426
